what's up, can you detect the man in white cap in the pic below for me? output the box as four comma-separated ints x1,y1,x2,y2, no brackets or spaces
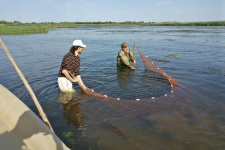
58,39,87,92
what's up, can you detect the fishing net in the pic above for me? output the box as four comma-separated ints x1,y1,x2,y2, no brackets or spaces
78,82,112,99
78,49,188,117
77,49,180,99
68,71,111,99
138,50,180,88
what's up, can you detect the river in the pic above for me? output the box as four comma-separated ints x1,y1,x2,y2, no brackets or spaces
0,26,225,150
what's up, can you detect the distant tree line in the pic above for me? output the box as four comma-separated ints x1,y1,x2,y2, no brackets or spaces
0,20,146,25
1,20,225,26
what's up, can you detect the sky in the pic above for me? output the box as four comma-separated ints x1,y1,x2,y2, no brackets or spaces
0,0,225,23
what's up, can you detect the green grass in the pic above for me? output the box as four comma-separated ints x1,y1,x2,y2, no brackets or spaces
38,23,77,28
0,26,48,34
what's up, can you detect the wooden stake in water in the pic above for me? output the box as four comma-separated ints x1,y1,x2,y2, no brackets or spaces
133,44,136,68
0,38,54,132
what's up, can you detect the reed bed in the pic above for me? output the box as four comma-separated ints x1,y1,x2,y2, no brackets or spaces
39,24,77,28
145,21,225,26
0,26,48,34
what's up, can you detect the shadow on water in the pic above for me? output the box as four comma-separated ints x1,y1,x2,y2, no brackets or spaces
0,110,65,150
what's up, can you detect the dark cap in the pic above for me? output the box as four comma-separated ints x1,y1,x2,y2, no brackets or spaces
121,42,127,48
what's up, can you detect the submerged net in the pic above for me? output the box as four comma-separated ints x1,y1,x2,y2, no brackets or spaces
69,72,111,98
79,82,112,99
138,50,180,88
79,50,187,117
68,71,111,99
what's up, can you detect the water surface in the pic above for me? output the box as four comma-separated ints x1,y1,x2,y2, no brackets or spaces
0,26,225,150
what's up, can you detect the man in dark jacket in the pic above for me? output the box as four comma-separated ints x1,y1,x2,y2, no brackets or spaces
58,39,87,92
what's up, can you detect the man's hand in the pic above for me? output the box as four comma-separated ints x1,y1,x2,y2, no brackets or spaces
130,66,136,69
72,78,78,82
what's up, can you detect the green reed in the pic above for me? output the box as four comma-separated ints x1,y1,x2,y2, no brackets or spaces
0,26,48,34
144,21,225,26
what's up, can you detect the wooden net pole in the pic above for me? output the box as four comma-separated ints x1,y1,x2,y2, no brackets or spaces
0,38,54,132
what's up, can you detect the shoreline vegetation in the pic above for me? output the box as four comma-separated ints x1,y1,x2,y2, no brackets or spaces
0,20,225,34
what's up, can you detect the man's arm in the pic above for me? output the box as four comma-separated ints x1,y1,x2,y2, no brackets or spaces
62,69,76,82
119,52,135,69
62,69,87,89
119,55,135,69
75,75,87,89
128,49,136,64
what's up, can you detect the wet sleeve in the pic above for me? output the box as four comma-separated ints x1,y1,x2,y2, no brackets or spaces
119,52,132,67
128,49,134,62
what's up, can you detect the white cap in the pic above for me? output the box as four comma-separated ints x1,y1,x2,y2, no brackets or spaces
73,39,86,48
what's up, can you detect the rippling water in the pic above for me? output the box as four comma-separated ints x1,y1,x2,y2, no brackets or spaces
0,26,225,150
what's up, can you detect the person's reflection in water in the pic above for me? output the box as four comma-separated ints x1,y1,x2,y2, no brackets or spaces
117,66,135,89
58,91,87,127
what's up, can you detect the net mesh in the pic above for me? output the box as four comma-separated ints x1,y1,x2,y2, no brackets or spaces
138,50,180,88
78,83,112,99
79,49,188,117
78,49,180,99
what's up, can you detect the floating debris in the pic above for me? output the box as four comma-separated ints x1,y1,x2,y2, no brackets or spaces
165,54,179,58
62,131,74,138
152,58,170,63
